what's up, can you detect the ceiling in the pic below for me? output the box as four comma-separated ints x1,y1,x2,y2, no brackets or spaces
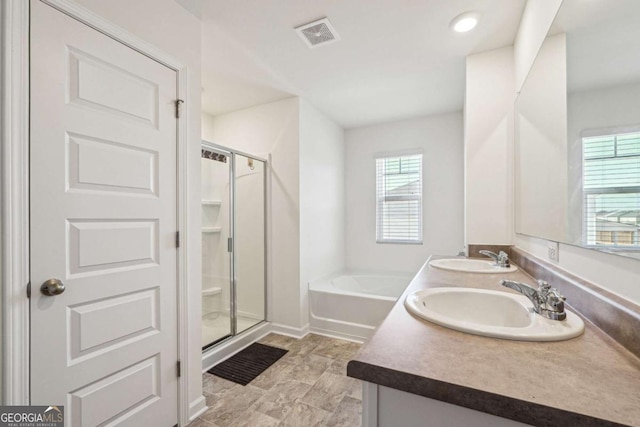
200,0,525,128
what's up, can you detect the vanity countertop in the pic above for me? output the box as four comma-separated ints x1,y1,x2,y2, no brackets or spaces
347,256,640,427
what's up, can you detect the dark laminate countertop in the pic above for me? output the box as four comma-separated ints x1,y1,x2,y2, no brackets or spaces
347,257,640,427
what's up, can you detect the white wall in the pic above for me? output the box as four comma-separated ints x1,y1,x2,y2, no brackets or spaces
465,46,515,246
202,97,303,330
204,98,345,332
68,0,204,415
513,0,563,92
345,113,464,273
512,0,640,304
299,100,345,327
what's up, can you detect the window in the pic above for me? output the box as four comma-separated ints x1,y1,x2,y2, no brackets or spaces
375,153,423,244
583,132,640,249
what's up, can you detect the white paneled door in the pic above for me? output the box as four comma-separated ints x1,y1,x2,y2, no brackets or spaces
30,1,179,426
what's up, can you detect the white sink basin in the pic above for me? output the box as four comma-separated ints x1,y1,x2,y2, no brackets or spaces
429,258,518,273
404,287,585,341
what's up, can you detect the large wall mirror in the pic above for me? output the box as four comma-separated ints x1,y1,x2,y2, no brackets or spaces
516,0,640,261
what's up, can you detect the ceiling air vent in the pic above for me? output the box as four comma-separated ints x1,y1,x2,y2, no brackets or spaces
295,17,340,48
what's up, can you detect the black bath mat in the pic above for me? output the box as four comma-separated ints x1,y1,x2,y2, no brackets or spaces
208,343,288,385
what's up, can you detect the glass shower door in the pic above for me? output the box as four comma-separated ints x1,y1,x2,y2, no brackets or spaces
201,147,232,349
234,154,266,334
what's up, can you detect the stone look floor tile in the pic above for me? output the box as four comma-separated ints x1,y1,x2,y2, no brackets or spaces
278,339,319,363
300,372,358,412
326,358,348,376
313,339,353,359
203,375,239,396
229,410,279,427
201,385,264,426
279,400,332,427
300,333,335,347
198,333,363,427
249,360,296,391
187,417,216,427
288,353,333,385
326,356,363,400
203,385,242,407
252,379,312,420
349,377,363,400
340,342,362,360
325,396,362,427
258,334,297,349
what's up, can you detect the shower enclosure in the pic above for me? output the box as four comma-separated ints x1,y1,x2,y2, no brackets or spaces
201,141,267,350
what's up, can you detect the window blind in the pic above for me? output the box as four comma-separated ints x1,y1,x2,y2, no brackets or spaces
375,154,423,244
582,132,640,248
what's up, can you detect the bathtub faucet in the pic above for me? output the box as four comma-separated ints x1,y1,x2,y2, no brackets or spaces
478,250,510,268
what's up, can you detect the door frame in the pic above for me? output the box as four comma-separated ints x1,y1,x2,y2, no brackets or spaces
1,1,193,425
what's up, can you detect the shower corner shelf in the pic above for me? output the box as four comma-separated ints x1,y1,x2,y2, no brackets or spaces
202,227,222,233
202,200,222,206
202,286,222,296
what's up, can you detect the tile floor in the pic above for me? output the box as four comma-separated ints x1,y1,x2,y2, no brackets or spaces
191,333,363,427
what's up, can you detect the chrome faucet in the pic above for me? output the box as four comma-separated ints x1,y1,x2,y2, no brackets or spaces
500,279,567,320
479,250,510,268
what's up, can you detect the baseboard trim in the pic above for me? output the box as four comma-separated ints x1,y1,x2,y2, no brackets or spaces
309,326,366,344
188,395,207,422
270,322,310,339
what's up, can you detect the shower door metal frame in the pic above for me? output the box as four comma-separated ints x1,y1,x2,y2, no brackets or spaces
201,140,268,348
201,143,234,346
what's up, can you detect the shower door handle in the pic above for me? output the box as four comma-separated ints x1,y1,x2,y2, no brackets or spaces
41,278,66,296
227,237,233,253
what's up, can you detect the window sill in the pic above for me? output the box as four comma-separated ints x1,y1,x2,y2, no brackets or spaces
376,240,423,245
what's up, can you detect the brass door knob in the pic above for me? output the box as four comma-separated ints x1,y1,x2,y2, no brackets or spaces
40,278,65,296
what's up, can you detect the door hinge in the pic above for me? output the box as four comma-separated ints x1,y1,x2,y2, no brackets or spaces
175,231,180,248
227,237,233,253
175,99,184,119
26,282,31,298
177,360,182,378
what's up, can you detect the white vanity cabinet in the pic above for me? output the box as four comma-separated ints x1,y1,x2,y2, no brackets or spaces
362,382,531,427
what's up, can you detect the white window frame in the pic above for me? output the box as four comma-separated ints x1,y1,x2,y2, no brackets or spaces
581,128,640,251
375,151,423,245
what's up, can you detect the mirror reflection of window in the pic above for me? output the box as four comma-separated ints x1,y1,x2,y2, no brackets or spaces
582,131,640,250
515,0,640,261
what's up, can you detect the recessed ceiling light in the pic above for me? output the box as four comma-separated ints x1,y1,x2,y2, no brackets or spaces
450,12,479,33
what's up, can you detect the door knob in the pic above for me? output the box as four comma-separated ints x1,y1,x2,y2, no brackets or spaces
40,278,65,296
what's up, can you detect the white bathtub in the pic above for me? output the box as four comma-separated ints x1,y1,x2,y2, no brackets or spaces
309,272,413,342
